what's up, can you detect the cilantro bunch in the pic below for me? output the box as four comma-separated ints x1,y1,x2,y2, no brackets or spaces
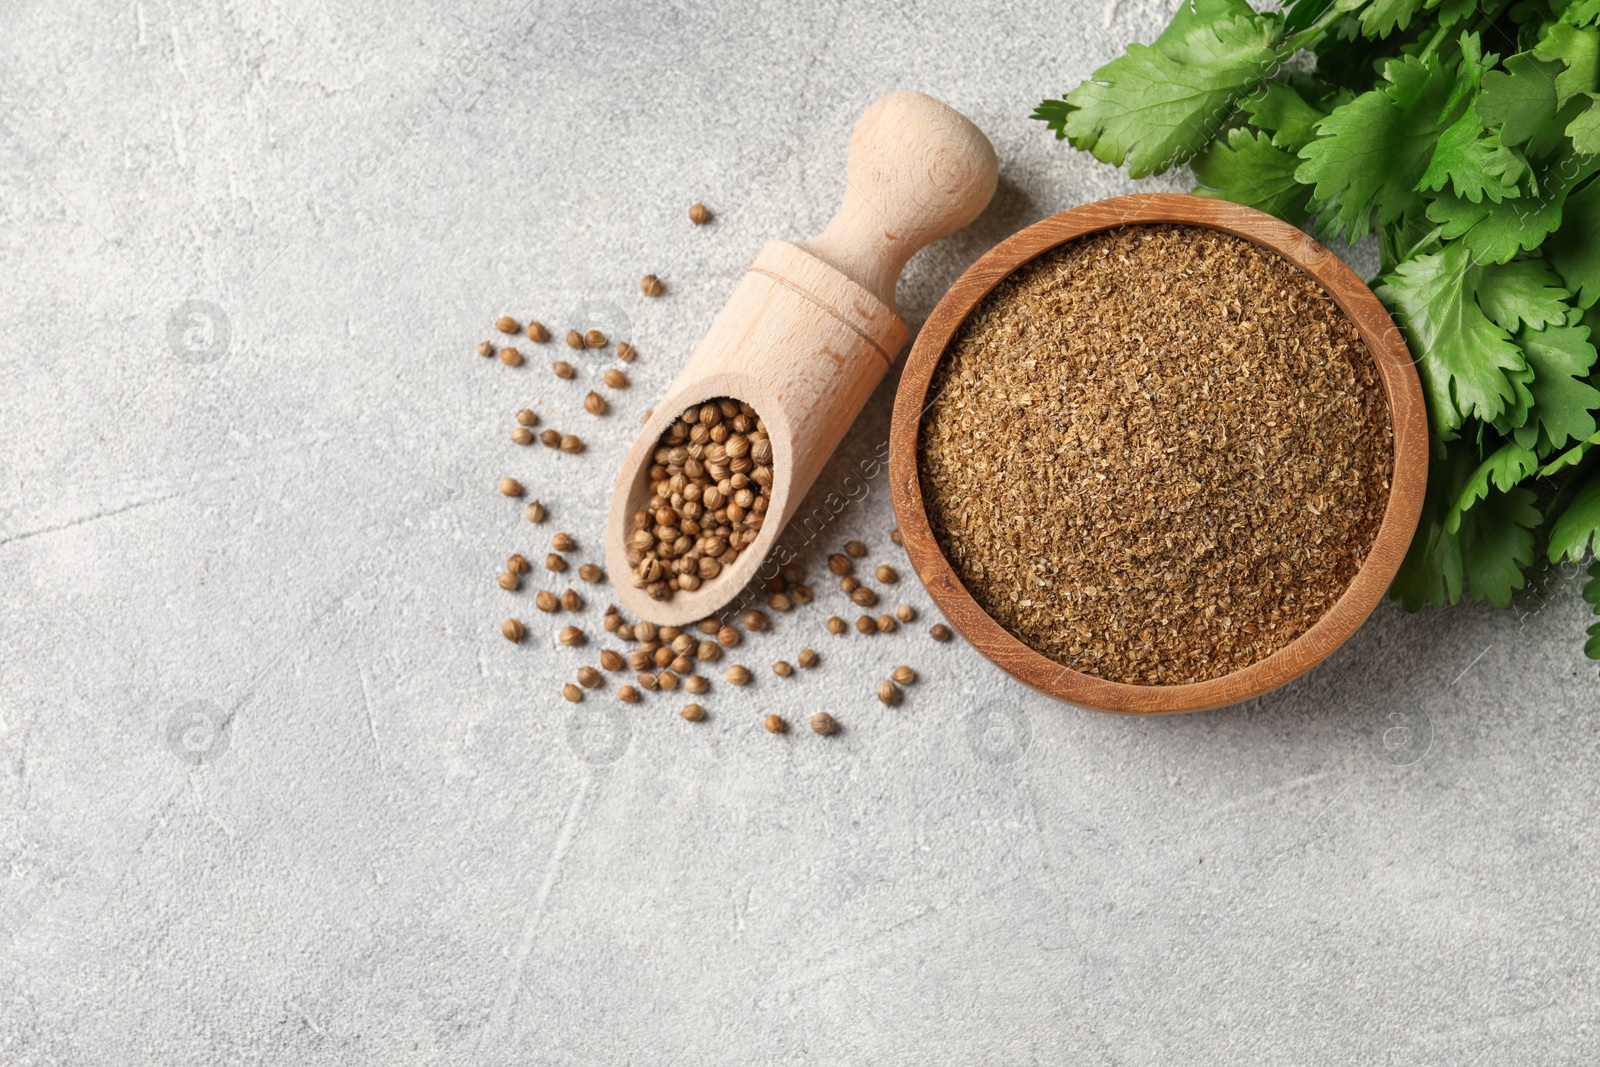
1035,0,1600,658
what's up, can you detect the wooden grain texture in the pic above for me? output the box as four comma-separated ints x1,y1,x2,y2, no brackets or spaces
888,193,1429,714
606,91,998,625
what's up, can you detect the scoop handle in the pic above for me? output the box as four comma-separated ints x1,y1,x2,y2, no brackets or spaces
798,90,999,312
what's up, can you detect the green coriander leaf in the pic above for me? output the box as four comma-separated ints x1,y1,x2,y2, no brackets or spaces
1540,427,1600,474
1461,484,1541,605
1548,472,1600,560
1567,0,1600,27
1356,0,1427,38
1376,240,1530,435
1425,148,1600,264
1476,257,1573,330
1447,440,1540,532
1509,316,1600,451
1057,11,1284,178
1545,173,1600,305
1393,444,1471,609
1240,82,1327,149
1584,557,1600,659
1031,98,1074,139
1536,21,1600,107
1192,128,1314,223
1419,112,1527,202
1477,53,1564,147
1565,93,1600,151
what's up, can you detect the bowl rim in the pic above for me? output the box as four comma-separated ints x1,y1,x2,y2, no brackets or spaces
888,193,1429,714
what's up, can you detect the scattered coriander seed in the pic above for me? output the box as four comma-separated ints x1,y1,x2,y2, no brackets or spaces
560,588,582,611
565,331,583,350
476,340,494,358
516,408,537,427
791,584,813,605
658,670,679,691
876,679,901,706
540,429,561,448
768,593,793,613
525,501,547,523
584,328,606,349
726,664,752,685
855,615,875,634
810,712,838,736
670,633,694,654
507,554,531,575
584,391,608,415
559,434,583,454
684,675,708,694
890,527,903,545
697,639,721,662
497,571,520,591
640,273,663,296
764,714,786,734
501,618,525,643
931,624,953,642
827,616,846,635
828,553,853,576
616,342,637,363
875,565,898,584
617,623,636,641
552,532,575,552
637,672,659,691
742,610,769,632
681,703,707,722
546,553,567,573
603,367,628,388
628,649,652,672
779,563,804,584
844,540,868,558
875,614,895,633
600,649,624,671
896,604,916,622
578,563,603,583
499,477,523,497
772,660,793,677
553,359,575,379
670,654,693,675
840,577,860,595
851,586,878,607
797,648,819,668
697,617,722,635
500,347,523,367
619,685,640,703
527,321,549,343
717,626,740,647
562,683,583,703
511,427,534,446
495,315,519,334
636,621,658,642
689,202,712,225
558,625,584,647
892,665,917,685
653,646,674,667
576,666,602,689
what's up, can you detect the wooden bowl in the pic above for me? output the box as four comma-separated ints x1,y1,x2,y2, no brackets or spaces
888,194,1429,714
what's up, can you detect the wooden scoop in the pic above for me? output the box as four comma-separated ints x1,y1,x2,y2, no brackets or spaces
605,90,998,625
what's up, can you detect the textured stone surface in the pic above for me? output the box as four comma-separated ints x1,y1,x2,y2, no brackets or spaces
1,1,1597,1063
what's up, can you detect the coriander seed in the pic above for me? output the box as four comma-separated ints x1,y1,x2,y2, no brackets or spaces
539,429,561,449
670,654,693,675
689,202,711,225
845,540,867,558
559,625,584,647
552,532,575,552
717,626,740,647
726,664,752,686
791,585,813,605
628,649,651,672
584,391,607,415
553,359,575,379
768,593,792,613
603,611,622,633
498,477,523,497
875,565,898,584
619,684,640,703
828,553,852,576
497,571,520,591
527,321,549,343
637,672,659,691
501,618,525,643
500,347,522,367
764,714,786,734
851,586,877,607
616,342,636,363
827,616,846,635
797,648,818,668
876,680,901,706
810,712,838,736
559,434,583,453
578,563,603,583
532,592,558,615
742,610,768,632
600,649,624,671
930,624,953,642
654,646,674,667
560,588,582,611
855,615,875,635
892,665,916,685
890,527,903,545
516,408,537,427
576,666,602,689
636,621,658,642
507,554,531,575
603,367,627,388
525,501,546,523
640,273,663,296
697,617,722,635
840,577,859,595
658,670,679,691
565,330,583,349
697,640,721,662
511,427,534,446
476,340,494,358
584,328,606,349
545,553,566,573
495,315,519,334
684,675,708,694
681,703,706,722
562,683,583,703
896,604,915,622
875,614,895,633
772,660,793,677
617,623,635,641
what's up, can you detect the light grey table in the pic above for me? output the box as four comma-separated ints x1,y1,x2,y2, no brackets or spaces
3,1,1597,1063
